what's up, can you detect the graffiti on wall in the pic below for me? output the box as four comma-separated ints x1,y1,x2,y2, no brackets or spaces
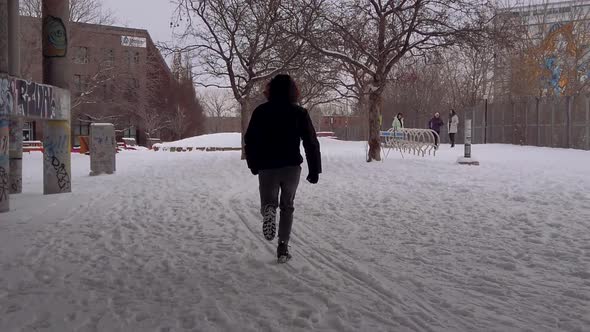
45,155,70,191
0,77,70,119
43,122,71,193
0,77,14,116
0,166,7,203
90,124,116,175
43,16,68,57
15,79,70,120
537,22,590,96
0,119,9,202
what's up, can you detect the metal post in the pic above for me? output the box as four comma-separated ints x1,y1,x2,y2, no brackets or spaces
551,101,555,147
458,118,479,166
537,99,541,147
524,98,530,145
472,107,476,144
501,105,505,143
464,119,472,158
483,99,488,144
0,0,10,212
42,0,71,195
586,95,590,151
567,96,572,149
489,102,494,143
8,0,22,194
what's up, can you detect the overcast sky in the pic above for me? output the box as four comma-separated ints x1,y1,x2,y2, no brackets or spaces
102,0,177,44
100,0,572,45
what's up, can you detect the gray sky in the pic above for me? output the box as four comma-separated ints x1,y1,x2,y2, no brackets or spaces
99,0,575,45
102,0,177,44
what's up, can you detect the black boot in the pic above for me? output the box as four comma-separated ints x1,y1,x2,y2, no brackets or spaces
277,240,291,263
262,205,276,241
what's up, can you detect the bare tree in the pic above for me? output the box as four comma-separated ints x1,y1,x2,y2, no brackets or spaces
20,0,115,24
170,0,313,157
137,107,170,141
168,106,189,140
200,89,237,118
300,0,492,161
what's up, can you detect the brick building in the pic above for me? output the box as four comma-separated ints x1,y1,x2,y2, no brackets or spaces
19,16,179,145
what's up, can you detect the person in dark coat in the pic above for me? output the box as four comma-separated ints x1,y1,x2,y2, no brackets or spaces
428,112,444,148
245,74,322,263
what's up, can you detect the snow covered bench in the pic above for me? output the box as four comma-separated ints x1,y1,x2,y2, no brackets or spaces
380,128,440,158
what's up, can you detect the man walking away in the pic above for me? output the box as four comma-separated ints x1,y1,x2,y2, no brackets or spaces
448,109,459,148
428,112,444,148
245,74,322,264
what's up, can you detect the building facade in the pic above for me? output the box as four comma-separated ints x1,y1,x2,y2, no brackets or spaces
19,16,178,145
493,0,590,98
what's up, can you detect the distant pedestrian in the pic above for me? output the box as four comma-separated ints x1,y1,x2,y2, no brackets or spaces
428,112,444,147
392,113,404,131
245,74,322,264
448,109,459,148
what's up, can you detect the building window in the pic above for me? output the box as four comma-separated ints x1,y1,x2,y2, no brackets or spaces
128,78,139,88
73,47,89,64
134,52,140,64
124,50,132,65
73,121,90,146
73,74,90,93
102,83,110,99
73,74,82,91
123,126,137,139
103,48,114,66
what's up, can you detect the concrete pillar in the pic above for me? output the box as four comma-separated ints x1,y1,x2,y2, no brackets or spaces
89,123,116,176
7,0,18,75
0,0,8,73
0,119,8,212
1,0,10,212
8,0,22,194
43,0,71,195
43,120,71,194
8,117,22,193
42,0,70,88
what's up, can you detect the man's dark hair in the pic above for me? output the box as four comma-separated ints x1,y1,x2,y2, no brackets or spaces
267,74,299,104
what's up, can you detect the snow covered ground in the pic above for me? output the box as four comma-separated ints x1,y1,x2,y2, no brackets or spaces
154,133,241,149
1,138,589,332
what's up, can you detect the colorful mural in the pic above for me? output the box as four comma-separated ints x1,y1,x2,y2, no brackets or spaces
537,22,590,96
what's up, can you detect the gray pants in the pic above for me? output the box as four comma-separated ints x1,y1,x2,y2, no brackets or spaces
258,166,301,244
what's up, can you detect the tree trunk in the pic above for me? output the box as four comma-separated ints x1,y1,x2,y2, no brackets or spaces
367,91,382,162
240,98,252,160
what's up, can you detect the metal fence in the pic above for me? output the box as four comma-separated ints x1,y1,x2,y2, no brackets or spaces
464,96,590,150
